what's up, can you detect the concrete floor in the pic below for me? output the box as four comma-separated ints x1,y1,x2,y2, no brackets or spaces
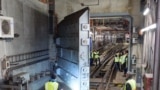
58,82,72,90
109,71,126,90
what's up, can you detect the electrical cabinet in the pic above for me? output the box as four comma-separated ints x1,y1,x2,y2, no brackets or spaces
144,73,153,90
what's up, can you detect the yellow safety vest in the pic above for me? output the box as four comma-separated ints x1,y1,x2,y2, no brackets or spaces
121,54,127,64
94,51,99,59
114,57,119,62
91,52,94,58
45,81,59,90
119,55,123,64
124,79,136,90
125,56,128,66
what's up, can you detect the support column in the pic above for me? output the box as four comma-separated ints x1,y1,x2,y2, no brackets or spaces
48,0,54,34
128,17,133,72
153,0,160,90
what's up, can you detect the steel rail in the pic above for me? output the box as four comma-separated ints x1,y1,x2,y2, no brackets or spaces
90,45,128,90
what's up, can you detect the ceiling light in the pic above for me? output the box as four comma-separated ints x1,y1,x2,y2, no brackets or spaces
143,8,150,16
141,23,156,32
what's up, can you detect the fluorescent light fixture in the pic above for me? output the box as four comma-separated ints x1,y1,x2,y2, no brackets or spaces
143,8,150,15
141,23,157,32
89,31,93,35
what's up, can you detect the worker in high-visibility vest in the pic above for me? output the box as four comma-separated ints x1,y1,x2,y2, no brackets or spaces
114,52,120,71
119,51,124,71
123,72,136,90
120,50,128,77
45,74,59,90
123,50,128,76
94,50,100,66
90,51,95,66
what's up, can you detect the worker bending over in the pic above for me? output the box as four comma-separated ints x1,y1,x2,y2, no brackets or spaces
45,74,59,90
123,72,136,90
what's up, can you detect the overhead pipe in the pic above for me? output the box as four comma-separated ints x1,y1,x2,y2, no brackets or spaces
153,0,160,90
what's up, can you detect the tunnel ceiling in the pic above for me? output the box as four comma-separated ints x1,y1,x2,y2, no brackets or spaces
41,0,133,15
55,0,142,27
80,0,131,13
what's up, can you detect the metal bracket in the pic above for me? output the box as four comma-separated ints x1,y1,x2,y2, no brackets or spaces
82,24,90,31
81,38,89,45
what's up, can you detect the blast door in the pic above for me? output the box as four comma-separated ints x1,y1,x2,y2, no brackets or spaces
56,7,90,90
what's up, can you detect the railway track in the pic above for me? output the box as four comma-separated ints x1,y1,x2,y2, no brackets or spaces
90,44,128,90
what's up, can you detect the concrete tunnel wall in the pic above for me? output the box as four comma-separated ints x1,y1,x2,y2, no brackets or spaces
0,0,51,89
55,0,143,28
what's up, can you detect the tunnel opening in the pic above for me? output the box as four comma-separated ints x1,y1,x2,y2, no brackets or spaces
89,15,132,90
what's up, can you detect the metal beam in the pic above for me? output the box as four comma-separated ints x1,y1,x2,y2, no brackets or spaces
90,13,131,18
153,0,160,90
0,85,19,89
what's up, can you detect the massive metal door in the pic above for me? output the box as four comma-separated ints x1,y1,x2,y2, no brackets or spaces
56,8,90,90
